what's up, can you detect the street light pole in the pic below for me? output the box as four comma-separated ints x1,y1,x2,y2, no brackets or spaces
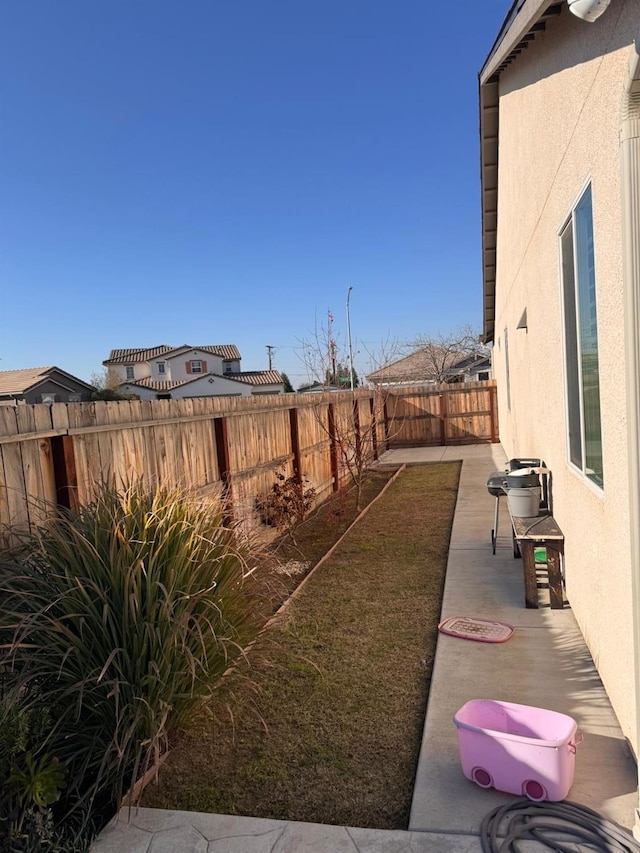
346,286,354,391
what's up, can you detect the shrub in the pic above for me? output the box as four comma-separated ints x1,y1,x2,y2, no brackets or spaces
256,469,316,537
0,483,266,830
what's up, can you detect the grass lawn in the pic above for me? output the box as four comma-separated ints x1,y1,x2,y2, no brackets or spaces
260,470,394,606
142,462,461,830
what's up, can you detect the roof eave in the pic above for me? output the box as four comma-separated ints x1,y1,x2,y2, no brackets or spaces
480,0,559,84
479,1,563,343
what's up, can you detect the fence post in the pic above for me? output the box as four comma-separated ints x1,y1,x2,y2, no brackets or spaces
50,436,79,512
352,398,362,463
289,407,302,478
369,397,378,460
327,403,339,492
383,394,391,450
214,416,234,525
489,384,498,443
439,390,448,446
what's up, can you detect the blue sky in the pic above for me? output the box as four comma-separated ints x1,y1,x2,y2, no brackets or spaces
2,1,508,389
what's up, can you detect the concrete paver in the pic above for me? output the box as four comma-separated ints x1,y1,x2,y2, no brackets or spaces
93,445,637,851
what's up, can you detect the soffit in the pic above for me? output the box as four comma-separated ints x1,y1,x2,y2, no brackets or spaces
479,1,564,343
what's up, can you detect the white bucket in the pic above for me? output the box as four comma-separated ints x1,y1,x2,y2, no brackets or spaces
506,486,541,518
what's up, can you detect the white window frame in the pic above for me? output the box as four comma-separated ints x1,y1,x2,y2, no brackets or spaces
190,360,203,374
41,393,56,404
559,180,604,492
125,366,135,380
157,362,166,375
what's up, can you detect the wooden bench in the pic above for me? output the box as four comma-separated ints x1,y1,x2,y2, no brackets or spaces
510,512,565,609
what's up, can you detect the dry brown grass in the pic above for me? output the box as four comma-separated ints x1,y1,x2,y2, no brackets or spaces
142,462,460,830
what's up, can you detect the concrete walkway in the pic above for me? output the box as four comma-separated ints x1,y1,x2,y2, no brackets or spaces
93,445,637,852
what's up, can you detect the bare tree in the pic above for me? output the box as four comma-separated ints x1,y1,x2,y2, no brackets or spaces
366,326,485,388
409,325,484,384
90,368,135,401
361,334,409,388
298,321,406,510
297,310,346,389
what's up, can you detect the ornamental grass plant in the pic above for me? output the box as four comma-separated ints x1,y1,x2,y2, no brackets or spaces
0,483,267,844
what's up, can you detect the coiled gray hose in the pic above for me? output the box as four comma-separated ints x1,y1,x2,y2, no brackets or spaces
480,799,640,853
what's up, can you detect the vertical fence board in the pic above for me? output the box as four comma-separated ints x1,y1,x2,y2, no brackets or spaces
0,407,30,533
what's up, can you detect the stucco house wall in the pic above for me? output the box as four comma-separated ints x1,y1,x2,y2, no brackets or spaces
25,378,90,404
162,349,224,381
488,2,637,746
108,362,152,384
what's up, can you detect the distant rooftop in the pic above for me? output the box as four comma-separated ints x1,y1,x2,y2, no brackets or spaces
104,344,241,364
0,366,94,395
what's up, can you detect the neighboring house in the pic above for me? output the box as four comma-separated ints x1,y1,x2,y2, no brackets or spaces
446,352,492,383
0,367,94,404
366,349,491,388
103,345,284,399
479,0,640,824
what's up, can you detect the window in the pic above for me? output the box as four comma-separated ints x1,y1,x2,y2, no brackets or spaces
224,362,232,374
190,360,202,374
157,362,166,375
560,183,603,489
125,366,135,380
68,393,82,402
41,393,56,404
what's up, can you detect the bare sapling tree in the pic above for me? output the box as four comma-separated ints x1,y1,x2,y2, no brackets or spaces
297,316,402,511
329,391,384,510
297,310,347,390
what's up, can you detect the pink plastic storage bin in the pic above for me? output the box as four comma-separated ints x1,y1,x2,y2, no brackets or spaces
453,699,580,801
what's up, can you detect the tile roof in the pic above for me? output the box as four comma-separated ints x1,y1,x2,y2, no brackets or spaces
192,345,241,360
367,349,490,383
0,367,54,394
236,371,283,385
123,370,283,392
105,346,173,363
104,345,241,364
124,377,191,390
0,367,94,395
366,349,438,383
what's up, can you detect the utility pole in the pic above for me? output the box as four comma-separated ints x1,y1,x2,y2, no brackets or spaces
266,345,275,370
346,286,355,391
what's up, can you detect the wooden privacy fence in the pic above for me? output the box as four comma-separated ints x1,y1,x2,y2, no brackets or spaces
0,381,497,543
385,381,498,448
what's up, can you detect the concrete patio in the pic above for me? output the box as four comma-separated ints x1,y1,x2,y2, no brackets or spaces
93,444,638,852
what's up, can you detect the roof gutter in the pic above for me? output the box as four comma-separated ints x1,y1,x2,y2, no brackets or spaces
620,30,640,842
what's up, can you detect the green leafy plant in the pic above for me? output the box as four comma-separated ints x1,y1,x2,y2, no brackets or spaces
0,689,69,852
0,483,267,829
10,752,66,811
